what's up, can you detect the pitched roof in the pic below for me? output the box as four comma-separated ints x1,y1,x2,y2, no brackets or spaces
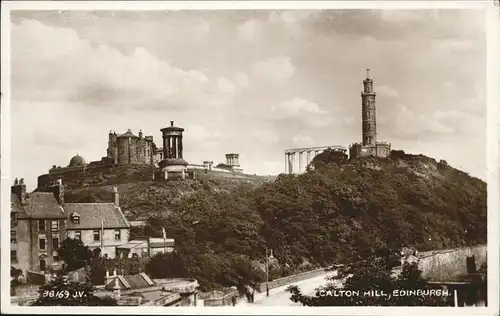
105,273,156,291
64,203,130,229
18,192,66,219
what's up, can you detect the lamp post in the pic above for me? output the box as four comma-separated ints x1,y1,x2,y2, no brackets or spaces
265,245,273,297
99,217,104,251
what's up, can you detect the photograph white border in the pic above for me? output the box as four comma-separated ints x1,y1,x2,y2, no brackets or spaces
1,1,499,315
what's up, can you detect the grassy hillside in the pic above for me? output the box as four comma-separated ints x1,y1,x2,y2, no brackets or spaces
65,150,486,291
64,170,275,220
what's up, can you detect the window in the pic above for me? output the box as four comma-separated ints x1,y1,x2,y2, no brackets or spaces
53,253,60,262
11,212,18,226
93,230,100,242
51,220,59,232
52,237,59,250
11,230,16,243
114,230,121,241
40,259,46,271
11,250,17,263
38,220,46,231
39,237,46,250
74,231,81,240
71,214,80,224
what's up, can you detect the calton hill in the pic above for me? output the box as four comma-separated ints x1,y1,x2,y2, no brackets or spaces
41,149,486,306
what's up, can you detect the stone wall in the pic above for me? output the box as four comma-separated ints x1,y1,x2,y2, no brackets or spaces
38,165,156,190
200,289,238,306
255,267,327,292
417,244,487,281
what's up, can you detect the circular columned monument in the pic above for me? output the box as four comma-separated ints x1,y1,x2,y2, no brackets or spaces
159,121,189,180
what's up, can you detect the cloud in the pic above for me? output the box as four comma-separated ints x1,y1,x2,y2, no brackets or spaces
376,85,399,97
268,97,334,130
12,19,239,111
251,56,295,84
237,19,262,43
234,72,250,89
292,135,315,147
269,10,320,24
385,105,484,141
272,97,327,117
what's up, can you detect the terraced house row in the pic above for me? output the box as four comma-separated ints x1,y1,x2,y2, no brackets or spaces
10,178,174,278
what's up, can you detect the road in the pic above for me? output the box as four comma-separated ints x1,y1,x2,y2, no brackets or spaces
236,272,333,307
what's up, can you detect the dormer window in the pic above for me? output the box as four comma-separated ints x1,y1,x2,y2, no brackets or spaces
71,213,80,224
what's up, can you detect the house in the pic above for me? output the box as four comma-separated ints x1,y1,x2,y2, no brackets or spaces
97,270,199,306
65,188,130,259
116,237,175,258
11,178,67,275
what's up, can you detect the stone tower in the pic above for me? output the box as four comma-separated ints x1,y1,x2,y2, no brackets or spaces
161,121,185,160
361,69,377,146
159,121,189,180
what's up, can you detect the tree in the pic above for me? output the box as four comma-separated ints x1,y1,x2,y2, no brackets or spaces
11,266,23,295
31,276,118,306
287,256,452,306
310,148,348,169
58,238,93,272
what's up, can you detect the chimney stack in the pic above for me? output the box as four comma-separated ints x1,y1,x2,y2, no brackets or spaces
170,121,174,127
139,129,143,139
112,277,121,299
113,187,119,207
12,178,27,205
49,179,64,205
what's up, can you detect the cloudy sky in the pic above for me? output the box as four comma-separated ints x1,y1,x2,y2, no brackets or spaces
10,9,486,190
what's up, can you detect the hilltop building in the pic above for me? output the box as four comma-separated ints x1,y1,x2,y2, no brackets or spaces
187,154,244,174
37,128,163,189
106,129,162,165
158,121,194,180
215,154,243,173
349,69,391,159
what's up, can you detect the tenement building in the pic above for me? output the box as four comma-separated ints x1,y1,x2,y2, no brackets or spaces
10,178,154,277
64,187,130,259
11,178,67,274
349,69,391,159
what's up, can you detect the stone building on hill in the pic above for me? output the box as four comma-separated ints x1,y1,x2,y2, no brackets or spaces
37,128,163,190
158,121,195,180
215,153,244,173
349,70,391,159
106,129,163,165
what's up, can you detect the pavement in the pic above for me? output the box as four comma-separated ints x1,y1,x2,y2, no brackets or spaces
235,272,332,307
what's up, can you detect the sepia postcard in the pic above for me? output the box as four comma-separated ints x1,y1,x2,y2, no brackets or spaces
1,1,499,315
